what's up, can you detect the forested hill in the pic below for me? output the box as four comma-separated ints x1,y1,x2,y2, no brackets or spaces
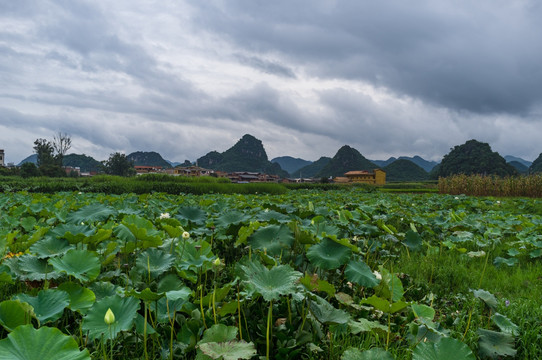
127,151,172,168
530,153,542,174
316,145,378,178
196,134,289,177
430,139,517,178
383,159,428,182
271,156,312,175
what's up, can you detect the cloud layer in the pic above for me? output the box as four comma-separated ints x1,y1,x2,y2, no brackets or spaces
1,0,542,164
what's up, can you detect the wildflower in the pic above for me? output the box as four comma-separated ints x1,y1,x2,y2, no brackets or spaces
182,231,190,239
505,300,510,307
159,212,170,219
373,271,382,281
455,197,459,200
104,308,115,325
78,192,83,195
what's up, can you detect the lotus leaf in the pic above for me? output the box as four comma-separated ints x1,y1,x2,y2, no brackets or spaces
58,282,96,313
199,324,238,344
49,249,101,282
341,347,394,360
248,224,294,257
7,255,59,281
135,248,175,278
0,325,91,360
198,340,257,360
30,237,73,259
82,295,140,340
477,329,517,359
345,259,380,288
306,238,351,270
309,294,350,325
413,337,475,360
66,203,116,224
472,289,497,311
16,289,70,324
239,261,301,302
0,300,33,332
177,206,207,224
491,313,519,336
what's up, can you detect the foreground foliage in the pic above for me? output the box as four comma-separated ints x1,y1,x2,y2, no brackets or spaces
0,190,541,359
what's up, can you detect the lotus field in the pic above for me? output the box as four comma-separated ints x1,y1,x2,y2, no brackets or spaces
0,189,541,359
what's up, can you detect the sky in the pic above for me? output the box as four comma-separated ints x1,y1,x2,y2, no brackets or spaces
1,0,542,165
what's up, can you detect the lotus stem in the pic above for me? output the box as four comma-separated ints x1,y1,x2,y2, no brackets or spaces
237,284,243,340
144,302,148,360
212,285,217,324
266,300,273,360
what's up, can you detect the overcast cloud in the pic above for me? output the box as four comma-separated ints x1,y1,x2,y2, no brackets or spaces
1,0,542,165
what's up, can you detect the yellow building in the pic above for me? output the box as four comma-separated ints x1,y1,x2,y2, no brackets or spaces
344,169,386,185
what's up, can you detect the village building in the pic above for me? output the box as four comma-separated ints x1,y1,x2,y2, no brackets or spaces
0,149,4,167
164,166,215,177
134,165,164,174
344,169,386,185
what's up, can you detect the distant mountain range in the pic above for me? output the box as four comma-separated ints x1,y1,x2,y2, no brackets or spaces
14,134,539,179
197,134,289,177
271,156,312,174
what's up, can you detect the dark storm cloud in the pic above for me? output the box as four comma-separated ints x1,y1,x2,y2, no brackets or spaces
194,0,542,115
235,54,296,78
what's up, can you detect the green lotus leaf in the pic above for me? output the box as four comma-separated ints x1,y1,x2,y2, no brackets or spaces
177,206,207,224
66,203,117,224
135,248,175,278
472,289,497,311
341,347,394,360
214,211,250,230
306,238,352,270
150,295,191,323
48,224,95,243
126,288,164,302
375,267,404,302
345,259,380,288
493,257,518,267
134,313,156,335
404,230,422,251
0,325,91,360
48,249,101,282
299,274,336,297
89,282,122,301
0,300,34,332
157,273,185,293
16,289,70,324
7,255,60,281
82,295,140,340
348,318,388,335
198,340,257,360
120,215,163,249
58,282,96,313
477,329,517,359
309,294,350,325
30,237,73,259
239,261,301,302
255,210,291,223
20,216,37,232
199,324,238,344
413,337,475,360
412,304,435,323
248,224,294,257
491,313,519,336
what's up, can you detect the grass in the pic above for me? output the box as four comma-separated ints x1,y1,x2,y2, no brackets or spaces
394,247,542,359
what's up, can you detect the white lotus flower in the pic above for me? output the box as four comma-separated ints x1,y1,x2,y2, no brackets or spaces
159,212,170,219
182,231,190,239
373,271,382,280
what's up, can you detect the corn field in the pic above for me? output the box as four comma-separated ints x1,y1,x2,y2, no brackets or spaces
439,174,542,197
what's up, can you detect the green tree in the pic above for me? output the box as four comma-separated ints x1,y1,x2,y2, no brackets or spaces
19,162,40,178
102,152,135,176
33,138,56,168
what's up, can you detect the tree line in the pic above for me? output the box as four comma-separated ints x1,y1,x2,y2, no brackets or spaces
1,133,136,178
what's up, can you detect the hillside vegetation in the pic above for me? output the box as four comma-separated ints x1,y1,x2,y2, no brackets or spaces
431,139,517,178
